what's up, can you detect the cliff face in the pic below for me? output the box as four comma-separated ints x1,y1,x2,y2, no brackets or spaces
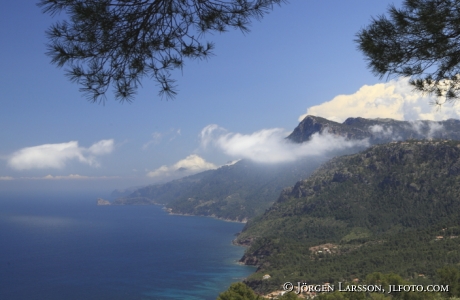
287,115,460,143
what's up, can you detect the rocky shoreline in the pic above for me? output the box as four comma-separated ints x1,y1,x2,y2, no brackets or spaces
96,198,247,223
166,208,248,223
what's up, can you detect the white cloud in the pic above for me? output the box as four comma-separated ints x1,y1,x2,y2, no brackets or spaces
142,128,181,150
40,174,119,180
200,125,369,164
7,140,114,170
427,122,444,138
0,174,120,180
409,120,444,139
299,77,460,122
88,139,114,155
199,124,226,149
43,174,89,180
142,132,163,150
147,154,217,178
6,215,77,228
368,125,400,140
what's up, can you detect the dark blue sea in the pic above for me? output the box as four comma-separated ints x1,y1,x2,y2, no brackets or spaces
0,191,255,300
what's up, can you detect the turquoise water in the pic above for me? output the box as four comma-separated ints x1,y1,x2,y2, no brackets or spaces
0,192,255,300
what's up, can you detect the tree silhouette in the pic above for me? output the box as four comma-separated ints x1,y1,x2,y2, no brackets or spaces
38,0,284,103
356,0,460,105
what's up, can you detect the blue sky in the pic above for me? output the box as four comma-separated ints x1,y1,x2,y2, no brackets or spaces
3,0,458,194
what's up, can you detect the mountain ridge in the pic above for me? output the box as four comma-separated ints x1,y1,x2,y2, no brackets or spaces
106,115,460,222
110,158,329,221
287,115,460,143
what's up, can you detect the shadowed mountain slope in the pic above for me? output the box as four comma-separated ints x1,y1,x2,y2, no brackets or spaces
113,158,328,221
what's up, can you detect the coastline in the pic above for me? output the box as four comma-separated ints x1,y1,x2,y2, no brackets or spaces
97,198,248,223
164,207,248,223
8,194,255,300
98,197,249,223
96,196,254,297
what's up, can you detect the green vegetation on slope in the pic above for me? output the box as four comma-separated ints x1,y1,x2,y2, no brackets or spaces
217,282,263,300
236,140,460,293
111,116,460,222
114,158,328,221
219,268,460,299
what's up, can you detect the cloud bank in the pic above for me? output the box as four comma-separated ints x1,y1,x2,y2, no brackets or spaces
5,215,81,229
409,120,444,139
39,174,119,180
147,154,217,178
300,77,460,122
200,125,369,164
0,174,120,180
368,124,403,141
7,140,114,170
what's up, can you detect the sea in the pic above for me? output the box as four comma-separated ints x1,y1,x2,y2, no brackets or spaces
0,191,255,300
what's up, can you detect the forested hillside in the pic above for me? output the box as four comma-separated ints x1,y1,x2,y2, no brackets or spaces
236,140,460,293
113,158,328,221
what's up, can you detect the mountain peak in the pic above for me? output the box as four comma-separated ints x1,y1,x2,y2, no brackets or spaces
287,115,369,143
287,115,460,143
287,115,338,142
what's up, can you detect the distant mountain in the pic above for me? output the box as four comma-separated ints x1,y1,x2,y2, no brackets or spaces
236,140,460,292
109,186,144,201
110,116,460,222
113,158,328,222
287,115,460,143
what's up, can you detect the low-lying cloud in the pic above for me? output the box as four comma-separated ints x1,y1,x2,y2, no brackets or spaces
7,140,114,170
147,154,217,178
0,174,120,180
40,174,119,180
368,125,401,140
408,121,444,139
300,77,460,122
6,215,78,228
200,125,369,164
